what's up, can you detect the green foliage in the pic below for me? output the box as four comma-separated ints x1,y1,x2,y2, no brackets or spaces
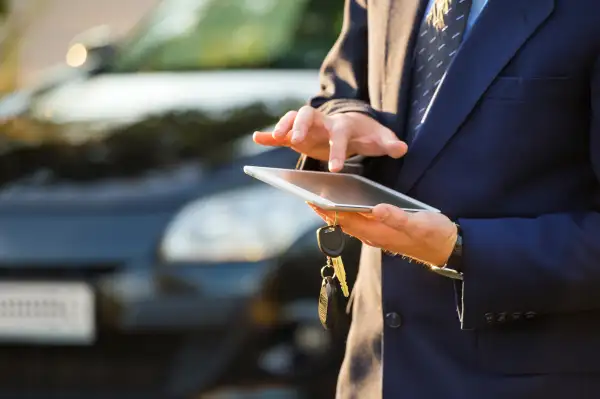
112,0,344,72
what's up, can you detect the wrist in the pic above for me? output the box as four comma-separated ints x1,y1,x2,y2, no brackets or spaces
432,222,459,267
427,223,463,280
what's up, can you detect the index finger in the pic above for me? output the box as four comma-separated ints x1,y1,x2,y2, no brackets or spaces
328,129,349,172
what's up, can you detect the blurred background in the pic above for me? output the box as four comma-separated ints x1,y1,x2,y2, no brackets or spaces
0,0,363,398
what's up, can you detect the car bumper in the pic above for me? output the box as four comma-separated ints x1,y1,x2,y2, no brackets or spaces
97,260,278,332
0,260,283,398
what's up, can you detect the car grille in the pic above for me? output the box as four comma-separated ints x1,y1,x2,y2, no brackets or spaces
0,265,184,397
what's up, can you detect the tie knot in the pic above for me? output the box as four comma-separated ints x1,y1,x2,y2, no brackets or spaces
427,0,470,30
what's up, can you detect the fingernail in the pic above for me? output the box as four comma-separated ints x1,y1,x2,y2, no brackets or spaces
291,130,303,144
329,159,341,171
375,207,389,221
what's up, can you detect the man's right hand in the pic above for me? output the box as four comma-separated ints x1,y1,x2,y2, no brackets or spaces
252,106,408,172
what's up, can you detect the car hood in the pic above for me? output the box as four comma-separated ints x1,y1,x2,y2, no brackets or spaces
0,69,316,202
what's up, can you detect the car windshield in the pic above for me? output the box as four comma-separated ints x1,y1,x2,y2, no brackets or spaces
109,0,343,72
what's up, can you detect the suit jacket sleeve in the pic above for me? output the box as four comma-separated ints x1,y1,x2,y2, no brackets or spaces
456,55,600,330
298,0,376,173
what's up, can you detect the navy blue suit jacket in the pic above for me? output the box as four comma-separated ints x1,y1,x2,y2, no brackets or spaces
299,0,600,397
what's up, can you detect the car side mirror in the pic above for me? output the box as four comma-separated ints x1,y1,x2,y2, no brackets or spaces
65,25,117,73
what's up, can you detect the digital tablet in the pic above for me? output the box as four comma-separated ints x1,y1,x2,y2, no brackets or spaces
243,165,440,213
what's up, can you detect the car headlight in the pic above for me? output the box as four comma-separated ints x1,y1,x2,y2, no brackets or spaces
160,184,323,263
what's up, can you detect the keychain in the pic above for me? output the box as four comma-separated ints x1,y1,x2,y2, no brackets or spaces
316,212,350,331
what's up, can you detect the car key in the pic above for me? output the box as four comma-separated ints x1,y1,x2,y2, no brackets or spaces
317,224,349,297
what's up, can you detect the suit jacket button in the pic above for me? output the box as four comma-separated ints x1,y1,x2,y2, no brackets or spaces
496,312,507,323
484,312,495,324
524,311,537,320
385,312,402,328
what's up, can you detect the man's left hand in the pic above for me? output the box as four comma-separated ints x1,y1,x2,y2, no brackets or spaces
309,203,458,266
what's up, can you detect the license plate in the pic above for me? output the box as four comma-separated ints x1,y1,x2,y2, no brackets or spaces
0,282,95,345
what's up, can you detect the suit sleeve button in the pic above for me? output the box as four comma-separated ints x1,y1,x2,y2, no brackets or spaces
524,311,537,320
511,312,522,321
496,312,507,323
484,312,495,324
385,312,402,328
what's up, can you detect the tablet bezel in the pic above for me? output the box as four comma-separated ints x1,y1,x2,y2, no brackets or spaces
243,165,441,213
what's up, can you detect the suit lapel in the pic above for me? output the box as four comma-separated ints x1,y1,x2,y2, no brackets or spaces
395,0,555,193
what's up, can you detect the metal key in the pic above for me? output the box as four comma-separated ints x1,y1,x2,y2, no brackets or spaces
317,224,349,297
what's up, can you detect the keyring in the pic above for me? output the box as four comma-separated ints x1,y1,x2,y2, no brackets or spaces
320,258,336,279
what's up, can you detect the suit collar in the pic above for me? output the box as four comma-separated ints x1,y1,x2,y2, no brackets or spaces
395,0,555,193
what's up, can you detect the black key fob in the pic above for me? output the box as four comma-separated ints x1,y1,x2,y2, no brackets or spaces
317,225,345,258
318,276,350,332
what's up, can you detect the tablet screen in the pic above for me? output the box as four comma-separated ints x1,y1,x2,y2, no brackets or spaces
253,167,433,211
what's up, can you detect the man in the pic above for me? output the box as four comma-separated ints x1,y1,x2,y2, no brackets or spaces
254,0,600,397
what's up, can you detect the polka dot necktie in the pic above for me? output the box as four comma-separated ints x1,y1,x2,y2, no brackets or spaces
405,0,473,143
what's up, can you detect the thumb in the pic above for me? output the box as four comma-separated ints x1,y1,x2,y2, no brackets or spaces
374,127,407,158
381,135,408,159
372,204,410,230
